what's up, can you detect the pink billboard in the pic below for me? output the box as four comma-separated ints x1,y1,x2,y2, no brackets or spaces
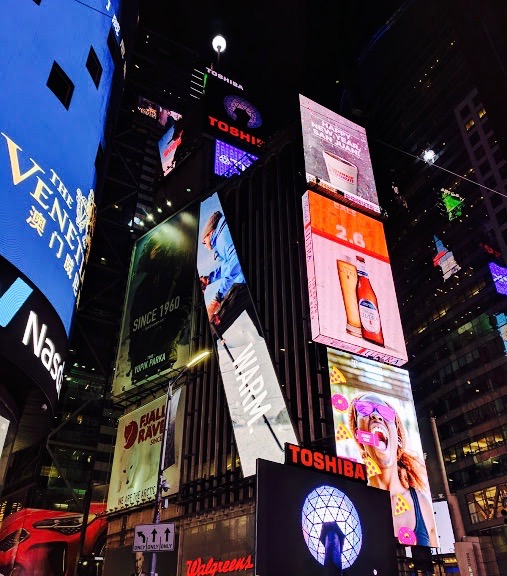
303,190,407,367
299,94,380,214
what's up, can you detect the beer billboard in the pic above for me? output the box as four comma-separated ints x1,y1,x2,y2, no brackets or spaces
197,192,298,477
112,209,197,397
299,94,380,214
327,349,437,547
303,190,407,367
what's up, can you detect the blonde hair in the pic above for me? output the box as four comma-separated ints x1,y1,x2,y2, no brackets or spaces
348,394,427,492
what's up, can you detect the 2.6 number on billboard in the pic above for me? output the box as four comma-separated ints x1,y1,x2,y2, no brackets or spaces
335,225,365,248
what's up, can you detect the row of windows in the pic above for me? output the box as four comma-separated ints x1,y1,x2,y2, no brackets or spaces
448,453,507,490
438,394,506,440
466,482,507,525
443,424,507,463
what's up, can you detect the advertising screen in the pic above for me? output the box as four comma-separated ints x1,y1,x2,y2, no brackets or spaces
203,69,266,151
0,256,67,411
197,193,298,477
299,94,380,213
327,349,437,547
0,0,125,334
256,458,397,576
137,96,179,128
104,545,177,576
157,110,184,176
112,209,197,397
489,262,507,296
214,139,258,177
107,391,185,511
303,190,407,367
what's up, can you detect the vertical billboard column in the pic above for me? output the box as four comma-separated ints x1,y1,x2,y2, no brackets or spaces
197,193,298,477
112,209,197,397
303,190,408,367
327,349,438,547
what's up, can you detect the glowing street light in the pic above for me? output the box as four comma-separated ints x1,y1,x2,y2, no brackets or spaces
422,148,436,164
212,35,226,68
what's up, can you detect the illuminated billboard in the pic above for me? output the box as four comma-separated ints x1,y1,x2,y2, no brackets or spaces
299,94,380,213
214,139,258,177
0,256,67,411
256,458,398,575
112,209,197,397
137,96,179,128
157,111,184,176
303,190,407,367
203,69,266,151
107,391,185,511
197,193,298,477
327,349,438,547
489,262,507,296
0,0,126,335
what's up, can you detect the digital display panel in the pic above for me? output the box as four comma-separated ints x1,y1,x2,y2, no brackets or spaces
0,257,67,411
299,94,380,213
489,262,507,296
303,190,407,367
214,139,258,177
137,96,179,128
197,193,298,477
256,458,397,576
0,0,125,334
112,209,197,397
107,391,185,511
157,111,184,176
433,236,461,281
327,349,437,547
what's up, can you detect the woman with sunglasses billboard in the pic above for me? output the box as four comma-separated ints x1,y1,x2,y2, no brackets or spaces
348,393,438,547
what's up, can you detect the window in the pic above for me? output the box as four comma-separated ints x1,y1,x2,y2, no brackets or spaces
490,192,502,209
478,107,487,119
86,46,102,88
496,207,507,226
479,160,491,177
474,146,485,161
47,61,74,109
465,118,475,131
469,131,480,146
459,104,470,118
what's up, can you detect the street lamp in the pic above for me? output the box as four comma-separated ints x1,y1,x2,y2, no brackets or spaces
212,35,226,68
149,350,210,576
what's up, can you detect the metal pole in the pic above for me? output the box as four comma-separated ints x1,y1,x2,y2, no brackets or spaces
149,368,185,576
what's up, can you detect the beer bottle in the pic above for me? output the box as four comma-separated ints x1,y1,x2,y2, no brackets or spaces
356,256,384,346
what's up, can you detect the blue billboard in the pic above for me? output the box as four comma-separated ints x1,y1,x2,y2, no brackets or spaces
0,0,127,335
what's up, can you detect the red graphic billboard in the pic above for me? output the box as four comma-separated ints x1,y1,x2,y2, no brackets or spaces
303,190,407,367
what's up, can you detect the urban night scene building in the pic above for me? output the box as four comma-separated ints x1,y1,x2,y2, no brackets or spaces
0,1,506,575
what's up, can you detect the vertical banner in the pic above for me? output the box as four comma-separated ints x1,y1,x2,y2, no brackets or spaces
158,110,184,176
197,193,298,477
299,94,380,213
303,190,407,367
112,209,197,397
106,389,185,511
327,349,438,547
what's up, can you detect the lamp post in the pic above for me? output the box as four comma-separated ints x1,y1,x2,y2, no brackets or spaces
149,350,210,576
212,35,226,69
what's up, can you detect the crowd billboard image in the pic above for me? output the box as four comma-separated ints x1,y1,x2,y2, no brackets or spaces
197,193,298,477
299,94,380,214
327,349,438,547
107,391,185,511
303,190,407,367
112,209,197,397
256,458,397,576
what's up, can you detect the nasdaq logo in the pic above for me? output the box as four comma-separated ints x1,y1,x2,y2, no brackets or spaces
0,277,33,327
